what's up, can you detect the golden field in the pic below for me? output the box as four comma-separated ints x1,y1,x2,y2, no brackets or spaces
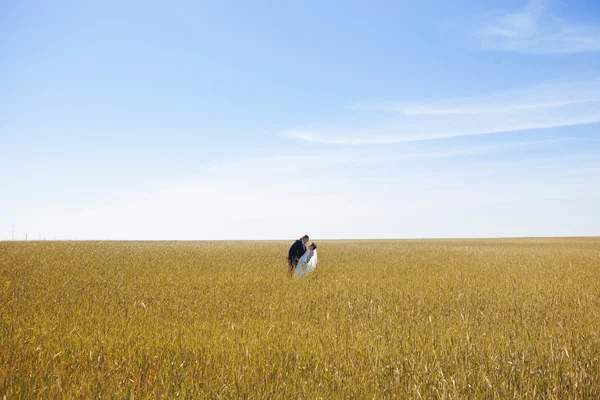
1,239,599,398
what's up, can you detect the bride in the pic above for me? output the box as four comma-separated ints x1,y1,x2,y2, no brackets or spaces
296,242,317,277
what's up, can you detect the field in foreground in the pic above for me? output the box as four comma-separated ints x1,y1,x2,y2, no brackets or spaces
1,239,600,398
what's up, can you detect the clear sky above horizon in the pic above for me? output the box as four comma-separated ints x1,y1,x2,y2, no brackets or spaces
2,0,600,240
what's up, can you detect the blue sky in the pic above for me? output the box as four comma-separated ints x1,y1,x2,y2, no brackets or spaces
2,0,600,240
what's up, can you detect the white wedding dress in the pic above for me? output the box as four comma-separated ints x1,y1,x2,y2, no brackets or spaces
296,249,318,278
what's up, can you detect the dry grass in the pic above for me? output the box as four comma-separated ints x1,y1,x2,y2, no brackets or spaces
1,239,600,398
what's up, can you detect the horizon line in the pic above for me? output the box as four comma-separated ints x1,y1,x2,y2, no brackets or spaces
2,235,599,243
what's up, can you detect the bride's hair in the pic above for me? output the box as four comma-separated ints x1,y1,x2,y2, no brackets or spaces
309,242,317,250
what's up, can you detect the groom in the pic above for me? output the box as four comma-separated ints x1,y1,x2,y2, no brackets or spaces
288,235,309,276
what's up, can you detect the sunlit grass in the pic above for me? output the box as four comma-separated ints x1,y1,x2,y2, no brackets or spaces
1,239,599,398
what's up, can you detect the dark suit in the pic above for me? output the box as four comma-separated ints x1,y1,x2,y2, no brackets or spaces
288,239,306,265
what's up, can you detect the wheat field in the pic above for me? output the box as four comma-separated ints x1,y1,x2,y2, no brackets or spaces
1,239,599,398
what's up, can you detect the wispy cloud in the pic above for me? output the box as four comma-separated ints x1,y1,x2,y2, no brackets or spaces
356,81,600,115
286,80,600,145
478,0,600,54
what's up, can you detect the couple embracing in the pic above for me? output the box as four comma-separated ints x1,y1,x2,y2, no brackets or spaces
287,234,318,277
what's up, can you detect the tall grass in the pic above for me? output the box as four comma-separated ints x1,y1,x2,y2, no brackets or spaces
1,239,599,398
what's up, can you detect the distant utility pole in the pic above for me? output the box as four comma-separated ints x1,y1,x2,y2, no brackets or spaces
12,224,14,241
25,234,27,241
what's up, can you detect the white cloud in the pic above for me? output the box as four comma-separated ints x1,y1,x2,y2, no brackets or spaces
358,81,600,115
478,0,600,54
15,145,600,240
286,80,600,145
